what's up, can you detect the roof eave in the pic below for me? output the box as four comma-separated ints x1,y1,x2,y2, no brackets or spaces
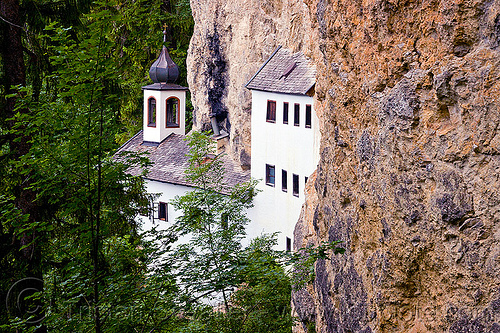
246,83,316,97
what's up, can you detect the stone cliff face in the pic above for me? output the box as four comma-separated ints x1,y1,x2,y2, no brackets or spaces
187,0,500,332
187,0,316,168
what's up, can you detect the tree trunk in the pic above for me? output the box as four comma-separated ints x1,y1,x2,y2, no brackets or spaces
1,1,46,332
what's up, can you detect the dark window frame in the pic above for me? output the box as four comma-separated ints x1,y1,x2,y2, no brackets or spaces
221,213,229,229
292,174,299,197
147,97,156,127
158,202,168,221
282,169,287,192
305,104,312,128
283,102,289,124
166,97,180,128
266,100,276,123
286,237,292,252
294,103,300,126
265,164,275,187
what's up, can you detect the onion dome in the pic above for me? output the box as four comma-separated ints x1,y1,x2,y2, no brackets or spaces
149,45,180,83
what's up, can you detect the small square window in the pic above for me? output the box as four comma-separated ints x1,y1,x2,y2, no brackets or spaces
266,100,276,123
266,164,275,186
283,102,289,124
305,104,312,128
294,104,300,126
286,237,292,252
292,174,299,197
282,169,287,192
158,202,168,221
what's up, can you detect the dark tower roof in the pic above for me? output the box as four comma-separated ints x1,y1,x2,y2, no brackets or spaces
149,45,180,83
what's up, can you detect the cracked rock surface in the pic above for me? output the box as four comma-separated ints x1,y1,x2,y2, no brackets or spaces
187,0,500,331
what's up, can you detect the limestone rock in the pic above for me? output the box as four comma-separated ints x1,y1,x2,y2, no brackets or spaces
187,0,500,331
187,0,316,168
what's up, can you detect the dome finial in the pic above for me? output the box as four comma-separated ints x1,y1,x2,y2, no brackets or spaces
149,24,180,84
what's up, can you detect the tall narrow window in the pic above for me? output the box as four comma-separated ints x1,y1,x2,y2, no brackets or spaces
294,103,300,126
293,174,299,197
266,100,276,123
282,169,288,192
286,237,292,252
305,104,312,128
305,176,309,184
166,97,180,128
266,164,275,186
221,213,229,229
283,102,289,124
148,97,156,127
158,202,168,221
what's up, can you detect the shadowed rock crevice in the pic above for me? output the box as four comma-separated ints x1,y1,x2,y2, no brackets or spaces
206,28,229,129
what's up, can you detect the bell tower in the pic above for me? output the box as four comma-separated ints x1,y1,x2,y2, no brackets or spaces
142,27,188,144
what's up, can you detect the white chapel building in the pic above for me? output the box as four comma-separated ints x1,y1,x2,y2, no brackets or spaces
116,42,249,232
245,46,320,251
117,42,318,251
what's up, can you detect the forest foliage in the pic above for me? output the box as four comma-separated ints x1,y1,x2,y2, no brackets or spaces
1,0,194,331
0,0,344,332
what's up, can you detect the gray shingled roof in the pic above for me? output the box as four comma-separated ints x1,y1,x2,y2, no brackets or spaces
115,131,250,194
245,46,316,95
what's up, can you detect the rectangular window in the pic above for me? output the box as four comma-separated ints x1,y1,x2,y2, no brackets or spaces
266,100,276,123
305,176,308,184
282,169,287,192
305,104,312,128
148,97,156,127
286,237,292,252
283,102,289,124
266,164,275,186
166,97,180,128
221,213,229,229
294,103,300,126
293,174,299,197
158,202,168,221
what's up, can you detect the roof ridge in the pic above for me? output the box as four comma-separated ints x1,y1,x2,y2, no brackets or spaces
115,130,143,154
245,45,282,88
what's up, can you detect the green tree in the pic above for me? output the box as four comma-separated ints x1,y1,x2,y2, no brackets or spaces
163,133,290,332
2,4,161,331
168,132,259,312
163,132,345,333
1,0,195,331
199,235,295,333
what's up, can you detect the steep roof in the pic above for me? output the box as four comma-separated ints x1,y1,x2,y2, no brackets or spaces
115,131,250,194
245,46,316,95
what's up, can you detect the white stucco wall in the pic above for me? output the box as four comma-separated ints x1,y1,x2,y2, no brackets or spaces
247,90,320,250
139,89,320,251
139,179,193,233
143,89,186,143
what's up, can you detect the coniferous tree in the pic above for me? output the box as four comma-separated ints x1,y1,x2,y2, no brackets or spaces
0,0,192,330
0,1,46,331
1,0,193,331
